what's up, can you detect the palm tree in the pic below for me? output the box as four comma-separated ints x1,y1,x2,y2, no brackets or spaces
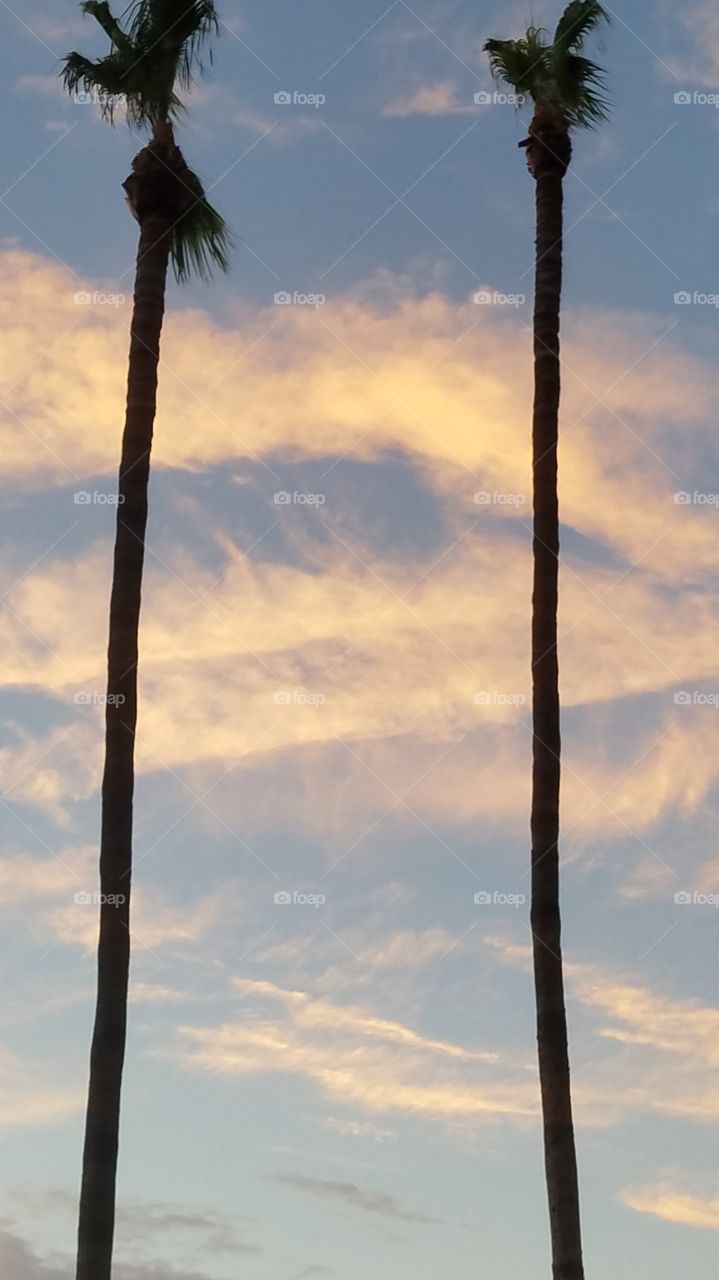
483,6,609,1279
61,5,230,1277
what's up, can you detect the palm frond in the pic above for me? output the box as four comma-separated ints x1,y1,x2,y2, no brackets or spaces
80,2,134,56
61,1,232,283
61,50,130,119
128,0,219,92
483,30,550,96
62,0,219,126
554,53,610,126
171,167,233,283
553,0,608,54
484,0,610,132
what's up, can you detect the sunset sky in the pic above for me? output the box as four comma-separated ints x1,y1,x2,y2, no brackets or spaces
2,1,719,1277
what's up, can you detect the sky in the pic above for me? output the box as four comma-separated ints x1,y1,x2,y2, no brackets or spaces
1,0,719,1276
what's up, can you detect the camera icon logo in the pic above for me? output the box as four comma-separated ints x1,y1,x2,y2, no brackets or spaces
274,691,292,704
673,491,692,504
474,891,492,905
674,890,692,904
74,491,92,504
73,691,92,704
274,890,292,904
473,290,492,305
74,890,92,904
274,491,292,505
274,291,292,305
674,690,692,705
474,91,492,105
274,91,292,105
674,91,692,105
674,291,692,305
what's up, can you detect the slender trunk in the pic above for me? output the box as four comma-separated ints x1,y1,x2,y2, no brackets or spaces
76,213,172,1280
530,162,584,1280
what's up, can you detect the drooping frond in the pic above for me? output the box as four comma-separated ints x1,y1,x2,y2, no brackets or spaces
62,50,127,120
484,29,550,98
61,0,231,282
554,53,610,126
483,1,609,131
171,167,233,282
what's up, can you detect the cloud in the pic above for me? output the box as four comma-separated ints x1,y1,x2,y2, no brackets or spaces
176,977,537,1123
0,1048,81,1130
623,1181,719,1231
0,846,222,956
14,75,65,99
4,247,719,859
383,82,474,117
323,1117,396,1142
668,3,719,86
272,1175,437,1223
7,1193,260,1275
2,247,718,590
0,1220,225,1280
489,940,719,1125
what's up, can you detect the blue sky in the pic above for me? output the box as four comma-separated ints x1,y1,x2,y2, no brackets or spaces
1,1,719,1277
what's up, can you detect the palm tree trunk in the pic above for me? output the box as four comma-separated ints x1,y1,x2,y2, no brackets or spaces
530,161,584,1280
76,212,172,1280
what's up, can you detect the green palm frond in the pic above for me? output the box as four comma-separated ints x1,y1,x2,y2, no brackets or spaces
127,0,219,93
553,1,608,54
483,1,610,131
484,30,550,99
171,168,233,283
554,53,609,126
62,0,220,126
81,2,135,56
61,0,231,280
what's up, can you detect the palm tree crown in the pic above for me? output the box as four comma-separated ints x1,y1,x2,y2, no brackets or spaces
61,0,231,280
484,0,609,130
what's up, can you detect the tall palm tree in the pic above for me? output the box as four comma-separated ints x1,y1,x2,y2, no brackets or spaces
483,6,609,1279
62,5,230,1278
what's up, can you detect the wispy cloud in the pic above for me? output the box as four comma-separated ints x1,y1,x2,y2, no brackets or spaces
383,81,474,117
176,977,536,1124
624,1180,719,1231
272,1174,438,1223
